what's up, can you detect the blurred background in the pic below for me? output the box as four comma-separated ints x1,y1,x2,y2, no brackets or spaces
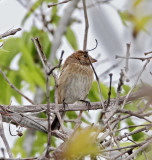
0,0,152,158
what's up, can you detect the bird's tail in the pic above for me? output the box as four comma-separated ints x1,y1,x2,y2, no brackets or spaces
51,112,65,130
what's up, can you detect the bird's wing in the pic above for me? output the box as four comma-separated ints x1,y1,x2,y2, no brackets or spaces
58,63,93,104
58,64,76,103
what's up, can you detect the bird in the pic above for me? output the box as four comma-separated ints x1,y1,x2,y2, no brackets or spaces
51,50,97,130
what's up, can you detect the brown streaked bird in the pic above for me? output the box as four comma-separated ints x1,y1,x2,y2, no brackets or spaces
51,50,97,130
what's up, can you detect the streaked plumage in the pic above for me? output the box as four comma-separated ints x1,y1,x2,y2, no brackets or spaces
51,50,97,130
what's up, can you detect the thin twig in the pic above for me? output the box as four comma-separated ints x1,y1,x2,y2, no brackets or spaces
102,69,125,124
78,0,112,9
0,28,21,39
31,37,49,72
116,109,152,123
107,73,113,107
0,114,13,158
102,137,150,152
121,60,150,110
115,124,151,132
125,43,131,73
32,37,65,158
52,73,65,132
124,137,152,160
45,75,51,158
144,51,152,55
32,37,52,158
87,48,105,109
99,61,122,78
115,55,152,61
48,0,72,8
0,68,35,105
82,0,89,50
49,0,80,64
48,51,64,75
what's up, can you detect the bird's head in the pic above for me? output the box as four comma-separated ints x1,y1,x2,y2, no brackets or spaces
65,50,97,66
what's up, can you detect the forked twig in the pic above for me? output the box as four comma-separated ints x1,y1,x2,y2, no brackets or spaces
32,37,64,158
121,59,150,110
115,55,152,61
82,1,105,126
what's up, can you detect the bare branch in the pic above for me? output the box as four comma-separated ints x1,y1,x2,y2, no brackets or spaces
52,73,65,133
115,55,152,61
0,28,21,39
82,0,89,50
124,137,152,160
107,73,113,107
144,50,152,55
0,85,151,113
48,0,72,8
31,37,49,72
48,51,64,75
121,60,150,110
0,114,13,158
49,0,80,64
125,43,131,73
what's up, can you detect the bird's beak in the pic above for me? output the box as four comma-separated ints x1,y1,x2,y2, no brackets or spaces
90,57,97,63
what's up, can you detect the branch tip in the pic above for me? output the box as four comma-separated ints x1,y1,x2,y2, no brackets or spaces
86,39,98,52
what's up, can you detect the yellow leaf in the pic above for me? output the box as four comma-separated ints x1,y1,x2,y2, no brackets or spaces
133,0,144,8
63,127,100,159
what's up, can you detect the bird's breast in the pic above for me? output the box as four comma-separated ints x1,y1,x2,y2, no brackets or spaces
58,64,93,104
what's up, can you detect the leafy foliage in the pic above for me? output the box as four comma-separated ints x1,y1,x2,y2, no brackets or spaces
1,0,152,159
118,0,152,38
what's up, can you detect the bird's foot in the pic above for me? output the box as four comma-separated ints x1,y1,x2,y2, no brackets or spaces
79,100,91,111
63,99,68,111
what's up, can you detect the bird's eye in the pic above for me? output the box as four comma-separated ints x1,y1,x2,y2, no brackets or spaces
84,54,88,58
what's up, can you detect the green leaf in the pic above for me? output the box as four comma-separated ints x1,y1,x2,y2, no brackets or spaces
119,141,134,148
66,111,78,129
123,85,131,94
0,38,20,66
65,27,78,50
88,81,100,102
0,73,12,104
126,118,146,142
19,64,45,92
66,111,77,119
135,15,152,32
0,48,10,53
136,144,152,160
31,131,47,156
8,70,22,104
117,10,128,26
81,116,91,125
0,39,5,42
133,0,144,8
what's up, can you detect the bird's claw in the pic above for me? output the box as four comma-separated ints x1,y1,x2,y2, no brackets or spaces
80,100,91,111
63,99,68,111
